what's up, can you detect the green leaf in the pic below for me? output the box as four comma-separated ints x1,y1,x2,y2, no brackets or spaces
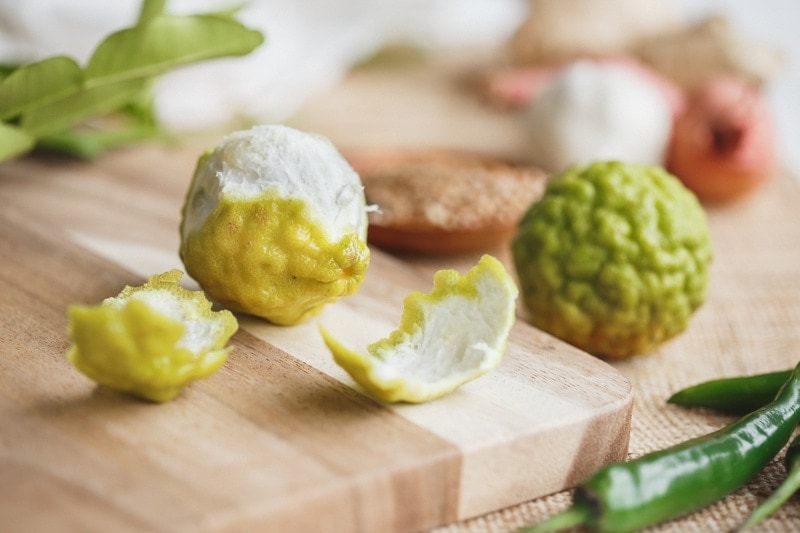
137,0,167,24
0,123,36,162
36,121,165,159
21,79,149,138
0,7,264,163
0,64,19,81
0,56,83,120
84,14,264,87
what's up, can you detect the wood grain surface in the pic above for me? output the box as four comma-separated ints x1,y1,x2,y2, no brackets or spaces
0,144,632,532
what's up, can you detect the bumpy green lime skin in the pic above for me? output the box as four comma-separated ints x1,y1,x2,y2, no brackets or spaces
512,161,713,359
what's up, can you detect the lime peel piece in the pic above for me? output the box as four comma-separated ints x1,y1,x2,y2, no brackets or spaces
67,270,238,402
320,255,518,403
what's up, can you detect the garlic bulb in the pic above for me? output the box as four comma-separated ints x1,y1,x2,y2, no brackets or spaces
524,60,673,173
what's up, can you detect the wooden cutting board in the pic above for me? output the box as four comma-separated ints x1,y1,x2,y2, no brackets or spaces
0,146,633,532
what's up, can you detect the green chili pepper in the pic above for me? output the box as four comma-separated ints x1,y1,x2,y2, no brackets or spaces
668,369,792,415
521,362,800,533
739,434,800,530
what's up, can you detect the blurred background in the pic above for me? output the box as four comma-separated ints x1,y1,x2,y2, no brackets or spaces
0,0,797,172
673,0,799,174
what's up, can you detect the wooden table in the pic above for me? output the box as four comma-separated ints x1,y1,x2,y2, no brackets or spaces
2,48,800,532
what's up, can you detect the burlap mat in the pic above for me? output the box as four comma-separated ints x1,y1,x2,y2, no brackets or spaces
292,49,800,532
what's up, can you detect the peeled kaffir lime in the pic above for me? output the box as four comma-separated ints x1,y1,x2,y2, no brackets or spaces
179,125,370,326
512,161,713,359
320,255,517,403
67,270,238,402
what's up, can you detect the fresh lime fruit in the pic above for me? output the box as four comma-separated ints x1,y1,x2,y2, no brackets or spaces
179,125,370,326
512,161,713,359
67,270,238,402
320,255,518,403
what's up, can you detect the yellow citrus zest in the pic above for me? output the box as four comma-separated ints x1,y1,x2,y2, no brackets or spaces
181,192,369,326
320,255,517,403
67,270,238,402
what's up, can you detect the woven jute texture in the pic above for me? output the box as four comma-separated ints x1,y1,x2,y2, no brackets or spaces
435,173,800,532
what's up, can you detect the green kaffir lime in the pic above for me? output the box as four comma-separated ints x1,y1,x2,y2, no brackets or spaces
512,161,713,359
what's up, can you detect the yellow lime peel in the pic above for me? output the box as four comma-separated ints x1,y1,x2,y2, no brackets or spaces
320,255,518,403
67,270,238,402
180,191,370,326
